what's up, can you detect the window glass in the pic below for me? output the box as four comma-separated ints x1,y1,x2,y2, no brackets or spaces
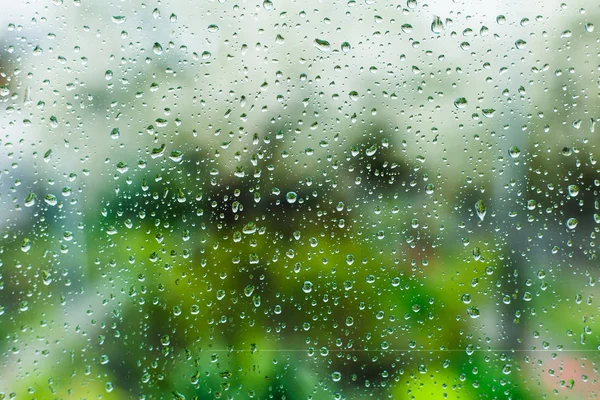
1,0,598,398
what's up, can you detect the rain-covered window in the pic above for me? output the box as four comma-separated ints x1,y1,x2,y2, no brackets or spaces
1,0,598,398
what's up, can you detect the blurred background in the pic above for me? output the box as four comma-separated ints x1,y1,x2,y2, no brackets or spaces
0,0,598,398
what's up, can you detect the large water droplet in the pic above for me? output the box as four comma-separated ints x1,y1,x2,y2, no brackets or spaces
302,281,313,293
454,97,468,109
475,200,486,221
508,146,521,158
286,191,298,204
314,38,331,52
431,16,444,34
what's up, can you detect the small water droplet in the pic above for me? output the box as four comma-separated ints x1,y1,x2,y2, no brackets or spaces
566,218,578,229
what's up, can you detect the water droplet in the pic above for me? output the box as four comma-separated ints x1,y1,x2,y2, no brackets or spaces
112,16,126,24
244,285,255,297
467,306,480,318
515,39,527,50
24,192,37,207
475,200,486,221
454,97,468,109
44,149,53,162
568,184,579,197
482,108,495,118
431,16,444,34
508,146,521,158
21,238,31,252
44,194,58,206
331,371,342,382
314,38,331,52
207,24,219,33
302,281,313,293
286,191,298,204
365,144,377,156
341,42,351,52
585,23,594,32
472,247,481,260
169,150,183,162
116,162,128,174
242,222,257,235
42,270,53,285
153,42,163,55
110,127,120,139
566,218,578,229
263,0,273,10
